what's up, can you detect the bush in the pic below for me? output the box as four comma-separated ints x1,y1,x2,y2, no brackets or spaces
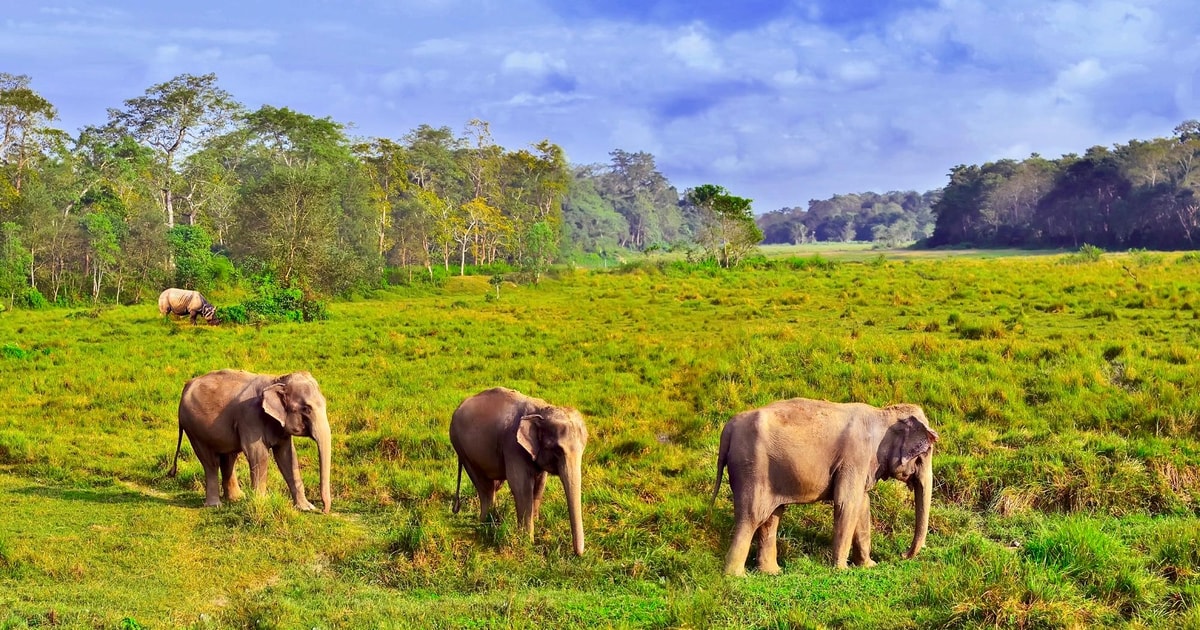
225,275,329,324
15,287,48,309
1178,251,1200,265
215,304,249,325
1061,243,1105,264
167,225,220,290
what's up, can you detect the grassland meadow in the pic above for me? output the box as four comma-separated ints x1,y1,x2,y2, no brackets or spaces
1,251,1199,628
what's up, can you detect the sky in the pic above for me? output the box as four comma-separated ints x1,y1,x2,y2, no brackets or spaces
3,0,1199,212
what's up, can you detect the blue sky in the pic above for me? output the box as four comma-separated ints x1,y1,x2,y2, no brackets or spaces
3,0,1198,212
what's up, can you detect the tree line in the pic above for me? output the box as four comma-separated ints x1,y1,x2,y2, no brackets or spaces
927,122,1200,250
757,190,939,246
0,72,760,308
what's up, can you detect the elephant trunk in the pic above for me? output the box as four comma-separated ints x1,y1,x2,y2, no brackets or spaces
313,417,332,514
561,455,585,556
905,452,933,559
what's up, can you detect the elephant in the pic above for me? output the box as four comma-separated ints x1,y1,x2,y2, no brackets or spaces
158,288,218,325
169,369,332,513
711,398,939,575
449,387,588,556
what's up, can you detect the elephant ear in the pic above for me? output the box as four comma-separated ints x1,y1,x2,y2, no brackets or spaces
900,417,939,464
262,383,289,427
517,414,543,461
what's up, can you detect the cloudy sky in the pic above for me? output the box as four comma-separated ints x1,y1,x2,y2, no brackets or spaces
3,0,1198,211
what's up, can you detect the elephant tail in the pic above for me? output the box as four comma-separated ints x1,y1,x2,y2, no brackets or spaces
452,459,463,514
168,425,183,477
708,421,732,519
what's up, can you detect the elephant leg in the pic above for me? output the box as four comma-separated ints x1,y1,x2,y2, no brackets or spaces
478,480,502,521
244,442,273,496
756,505,786,575
529,471,548,526
851,494,876,568
220,452,244,502
723,515,758,577
273,439,315,511
189,439,222,508
831,495,864,569
508,463,540,539
461,459,500,521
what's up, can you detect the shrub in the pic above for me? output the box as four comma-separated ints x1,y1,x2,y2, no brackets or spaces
15,287,48,309
1127,248,1162,267
1061,243,1105,264
225,274,329,324
1177,251,1200,265
215,304,249,325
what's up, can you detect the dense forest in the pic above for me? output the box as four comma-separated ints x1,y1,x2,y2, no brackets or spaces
927,122,1200,249
0,72,758,308
4,71,1200,310
756,190,940,246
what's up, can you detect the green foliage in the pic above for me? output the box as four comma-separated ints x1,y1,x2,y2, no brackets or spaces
214,303,248,325
166,225,223,290
0,222,32,309
224,274,328,324
1127,248,1163,267
929,128,1200,250
1061,243,1105,264
13,287,47,309
520,221,558,283
0,343,27,360
687,183,763,268
759,190,937,246
1178,251,1200,264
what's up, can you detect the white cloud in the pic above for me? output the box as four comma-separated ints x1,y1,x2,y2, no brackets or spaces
166,28,278,46
379,67,423,93
501,51,567,75
834,60,882,89
412,38,469,56
6,0,1200,211
665,28,722,71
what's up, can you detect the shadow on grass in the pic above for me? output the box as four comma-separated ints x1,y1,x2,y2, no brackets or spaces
12,484,195,508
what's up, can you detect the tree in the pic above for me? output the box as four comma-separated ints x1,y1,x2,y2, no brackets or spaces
598,150,685,249
107,73,241,228
520,220,558,283
167,225,217,290
0,73,59,198
687,184,762,267
237,165,339,288
0,222,31,308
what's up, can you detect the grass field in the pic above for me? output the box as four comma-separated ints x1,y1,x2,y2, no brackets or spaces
2,251,1200,628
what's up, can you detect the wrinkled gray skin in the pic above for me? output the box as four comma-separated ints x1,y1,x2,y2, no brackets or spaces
712,398,939,575
170,370,332,513
158,288,218,325
450,387,589,556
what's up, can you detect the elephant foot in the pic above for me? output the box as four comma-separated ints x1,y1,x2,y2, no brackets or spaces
723,566,747,577
858,558,877,568
204,499,222,508
226,490,244,502
758,564,782,576
294,500,316,511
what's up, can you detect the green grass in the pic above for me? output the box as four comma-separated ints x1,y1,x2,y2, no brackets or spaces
2,252,1200,628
